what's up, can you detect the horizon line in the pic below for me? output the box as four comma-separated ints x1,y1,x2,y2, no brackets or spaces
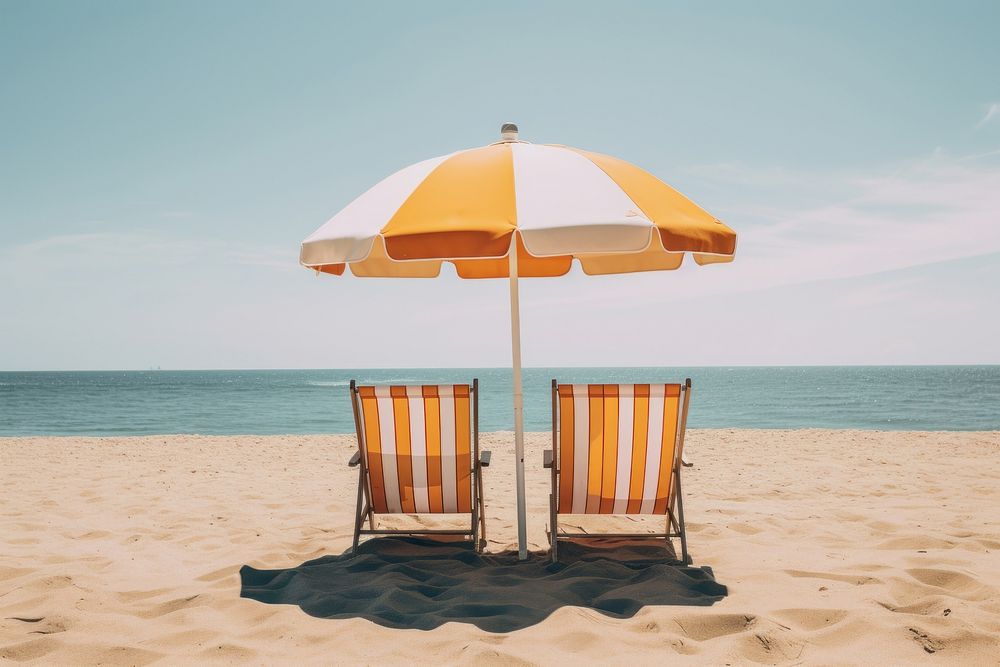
2,363,999,373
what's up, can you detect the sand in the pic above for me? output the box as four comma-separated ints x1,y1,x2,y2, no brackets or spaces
2,430,999,665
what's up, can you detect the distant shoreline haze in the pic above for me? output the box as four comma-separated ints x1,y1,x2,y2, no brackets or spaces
1,367,998,435
2,364,998,373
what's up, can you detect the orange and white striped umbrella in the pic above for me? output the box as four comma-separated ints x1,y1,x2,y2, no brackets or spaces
300,124,736,559
300,125,736,277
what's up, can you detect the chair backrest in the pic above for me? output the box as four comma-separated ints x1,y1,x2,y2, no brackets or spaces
353,384,475,515
555,383,689,515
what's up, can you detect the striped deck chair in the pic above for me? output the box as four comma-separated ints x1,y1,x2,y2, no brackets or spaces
348,380,490,552
544,379,693,563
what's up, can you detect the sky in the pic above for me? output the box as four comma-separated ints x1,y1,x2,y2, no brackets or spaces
1,0,999,370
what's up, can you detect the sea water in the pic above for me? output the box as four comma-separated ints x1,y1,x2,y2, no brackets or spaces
0,366,997,436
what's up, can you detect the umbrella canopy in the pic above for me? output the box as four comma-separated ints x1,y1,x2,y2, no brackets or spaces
300,128,736,277
301,124,736,559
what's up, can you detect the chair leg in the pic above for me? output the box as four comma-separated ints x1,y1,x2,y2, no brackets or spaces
352,466,365,553
470,462,480,552
674,467,691,565
478,496,487,552
476,465,487,552
549,493,558,563
471,506,479,552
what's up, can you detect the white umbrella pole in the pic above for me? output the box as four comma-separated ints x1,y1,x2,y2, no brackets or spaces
508,245,528,560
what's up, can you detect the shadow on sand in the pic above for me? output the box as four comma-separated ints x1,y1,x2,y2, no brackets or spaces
240,537,727,632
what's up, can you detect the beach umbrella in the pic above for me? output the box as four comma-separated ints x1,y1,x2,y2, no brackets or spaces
300,124,737,559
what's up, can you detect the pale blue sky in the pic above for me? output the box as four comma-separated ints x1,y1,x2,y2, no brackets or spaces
1,0,999,369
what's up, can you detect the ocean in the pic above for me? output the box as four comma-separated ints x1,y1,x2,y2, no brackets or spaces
0,366,997,436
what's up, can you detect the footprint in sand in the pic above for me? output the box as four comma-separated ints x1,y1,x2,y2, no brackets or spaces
71,529,112,540
134,594,204,619
116,587,171,603
876,536,955,551
737,629,806,663
139,628,218,650
0,637,59,662
904,568,992,601
22,575,76,592
876,597,945,616
197,644,258,661
908,626,946,654
0,567,33,583
726,522,763,536
866,520,897,533
784,570,881,586
5,615,70,636
671,613,756,641
195,565,237,582
772,608,849,631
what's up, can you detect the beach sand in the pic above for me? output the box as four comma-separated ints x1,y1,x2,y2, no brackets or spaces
2,430,999,665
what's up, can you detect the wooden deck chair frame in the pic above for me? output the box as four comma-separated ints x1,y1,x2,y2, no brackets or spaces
348,379,489,553
544,378,693,564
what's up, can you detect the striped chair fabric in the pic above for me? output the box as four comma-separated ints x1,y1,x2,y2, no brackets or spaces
556,383,684,515
355,385,473,514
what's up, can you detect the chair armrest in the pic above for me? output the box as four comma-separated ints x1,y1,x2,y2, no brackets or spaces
543,449,553,469
348,450,361,467
479,450,492,467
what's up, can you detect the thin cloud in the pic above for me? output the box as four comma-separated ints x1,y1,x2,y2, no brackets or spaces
0,232,294,271
958,147,1000,161
733,154,1000,286
538,148,1000,313
976,103,1000,129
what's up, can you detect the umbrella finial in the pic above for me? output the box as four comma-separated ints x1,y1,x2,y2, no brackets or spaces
500,122,519,142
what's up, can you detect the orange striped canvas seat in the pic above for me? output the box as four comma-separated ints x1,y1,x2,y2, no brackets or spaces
557,383,685,515
547,380,692,562
349,381,487,551
355,384,474,514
